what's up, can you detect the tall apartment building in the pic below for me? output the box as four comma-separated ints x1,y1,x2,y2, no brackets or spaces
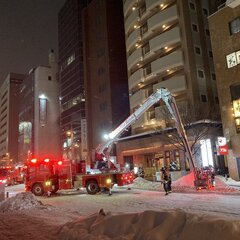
82,0,129,165
209,0,240,180
117,0,223,178
0,73,26,165
58,0,90,163
18,51,60,162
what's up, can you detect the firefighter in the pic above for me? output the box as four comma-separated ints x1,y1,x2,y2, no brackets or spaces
161,167,172,195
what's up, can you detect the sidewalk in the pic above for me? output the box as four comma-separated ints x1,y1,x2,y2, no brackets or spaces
216,175,240,189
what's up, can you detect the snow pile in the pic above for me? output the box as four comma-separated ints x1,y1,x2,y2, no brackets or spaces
58,209,240,240
172,172,195,187
130,177,161,190
128,174,240,194
0,192,46,212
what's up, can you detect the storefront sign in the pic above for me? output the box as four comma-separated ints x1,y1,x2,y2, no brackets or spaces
216,137,228,155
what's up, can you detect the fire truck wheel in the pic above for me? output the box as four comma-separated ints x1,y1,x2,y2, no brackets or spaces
32,183,44,196
86,181,100,195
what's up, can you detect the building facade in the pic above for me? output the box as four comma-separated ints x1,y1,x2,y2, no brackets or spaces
18,51,60,162
82,0,130,165
0,73,26,165
209,0,240,180
118,0,223,179
58,0,90,163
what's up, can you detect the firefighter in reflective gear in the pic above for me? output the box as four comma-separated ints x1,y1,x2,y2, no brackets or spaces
161,167,172,195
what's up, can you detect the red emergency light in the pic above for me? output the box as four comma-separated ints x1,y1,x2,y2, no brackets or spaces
57,161,63,166
31,158,37,164
44,158,50,163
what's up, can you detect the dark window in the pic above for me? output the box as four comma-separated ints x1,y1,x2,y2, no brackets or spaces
195,46,201,55
142,43,150,55
144,64,152,76
209,51,213,58
212,73,216,80
198,70,204,78
141,23,148,35
230,84,240,101
192,24,198,32
215,97,219,104
203,8,208,16
229,17,240,35
139,3,146,17
201,94,207,102
189,2,195,10
205,29,210,36
48,76,52,81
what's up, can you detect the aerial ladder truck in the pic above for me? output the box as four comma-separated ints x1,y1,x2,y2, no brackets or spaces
96,87,209,189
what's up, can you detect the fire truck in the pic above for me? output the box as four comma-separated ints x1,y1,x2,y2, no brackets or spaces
25,157,134,196
25,87,210,196
0,165,25,186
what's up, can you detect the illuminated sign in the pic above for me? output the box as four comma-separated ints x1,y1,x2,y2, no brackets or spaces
216,137,228,155
232,99,240,132
39,98,47,126
226,50,240,68
81,119,88,160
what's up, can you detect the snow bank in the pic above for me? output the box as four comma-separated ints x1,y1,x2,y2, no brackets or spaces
130,177,161,190
0,192,47,212
172,172,195,187
58,209,240,240
130,174,239,194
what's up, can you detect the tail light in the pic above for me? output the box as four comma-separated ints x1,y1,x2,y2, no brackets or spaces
57,161,63,166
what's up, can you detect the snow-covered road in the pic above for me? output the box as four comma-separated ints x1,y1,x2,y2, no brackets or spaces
5,182,240,219
37,187,240,219
2,180,240,240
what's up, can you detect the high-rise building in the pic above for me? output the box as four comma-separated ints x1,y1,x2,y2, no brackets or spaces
0,73,26,165
58,0,90,163
209,0,240,180
18,51,60,162
118,0,223,178
82,0,129,165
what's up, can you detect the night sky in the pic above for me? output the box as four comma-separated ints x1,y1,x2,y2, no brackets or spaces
0,0,66,83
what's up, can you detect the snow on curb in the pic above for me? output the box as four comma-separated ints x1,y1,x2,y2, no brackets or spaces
126,176,240,195
0,192,50,212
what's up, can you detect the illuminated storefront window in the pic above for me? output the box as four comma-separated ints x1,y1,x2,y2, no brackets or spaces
233,99,240,132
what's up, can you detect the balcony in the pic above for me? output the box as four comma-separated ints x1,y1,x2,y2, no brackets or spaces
128,68,145,90
149,26,181,52
153,75,187,93
124,0,135,17
146,0,165,10
132,113,148,129
126,28,141,51
148,5,178,32
125,11,139,34
130,89,148,109
127,48,143,69
151,50,184,75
